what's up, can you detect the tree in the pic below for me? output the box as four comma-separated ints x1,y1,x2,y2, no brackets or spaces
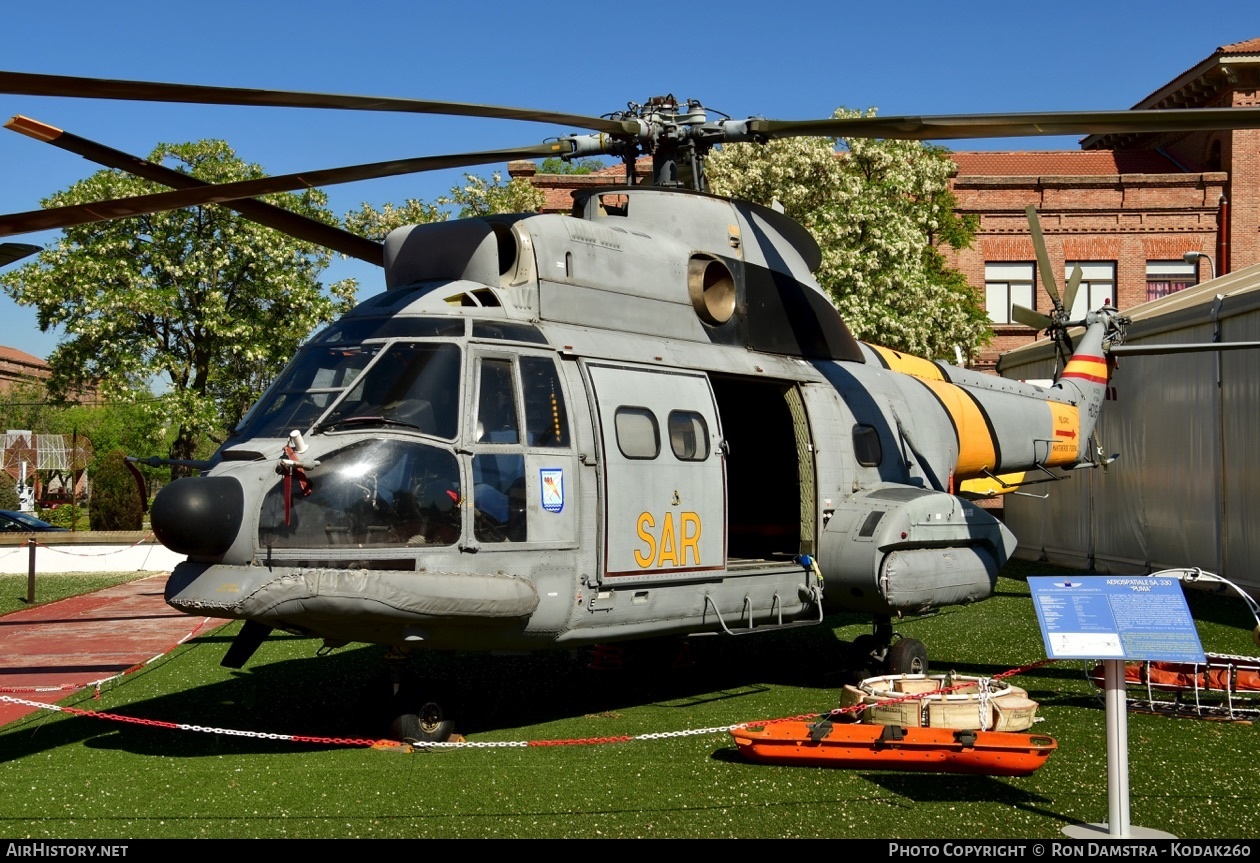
539,157,609,175
88,448,144,531
345,171,545,240
0,141,357,471
705,109,991,360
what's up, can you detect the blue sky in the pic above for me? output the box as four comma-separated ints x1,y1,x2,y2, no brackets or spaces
2,0,1259,360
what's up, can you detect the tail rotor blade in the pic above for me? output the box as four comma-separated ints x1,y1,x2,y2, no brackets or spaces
1025,205,1062,311
1011,304,1052,331
1062,265,1083,319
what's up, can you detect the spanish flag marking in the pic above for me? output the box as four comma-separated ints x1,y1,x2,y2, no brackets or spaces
1045,402,1082,466
1060,354,1109,386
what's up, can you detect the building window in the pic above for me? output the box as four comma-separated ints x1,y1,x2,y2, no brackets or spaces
984,263,1034,324
1146,261,1196,302
1065,262,1115,318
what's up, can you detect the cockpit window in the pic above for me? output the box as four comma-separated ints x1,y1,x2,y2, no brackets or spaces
320,343,461,438
236,345,377,439
238,342,461,440
521,356,570,447
259,439,461,549
475,359,520,444
471,321,548,345
312,316,465,344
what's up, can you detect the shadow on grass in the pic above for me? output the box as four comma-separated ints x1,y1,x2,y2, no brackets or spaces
863,773,1069,823
1,615,863,761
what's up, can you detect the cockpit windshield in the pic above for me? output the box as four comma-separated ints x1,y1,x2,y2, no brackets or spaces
235,341,461,440
320,342,460,437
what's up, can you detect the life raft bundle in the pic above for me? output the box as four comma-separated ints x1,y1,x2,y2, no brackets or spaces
1088,652,1260,721
840,672,1041,732
730,720,1057,776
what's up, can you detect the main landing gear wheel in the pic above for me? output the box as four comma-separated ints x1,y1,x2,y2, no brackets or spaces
885,636,928,675
389,680,456,743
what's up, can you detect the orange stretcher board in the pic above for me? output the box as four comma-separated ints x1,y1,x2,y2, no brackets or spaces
730,720,1057,776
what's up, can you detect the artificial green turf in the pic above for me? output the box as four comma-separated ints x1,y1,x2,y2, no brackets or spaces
1,560,1257,839
0,572,148,616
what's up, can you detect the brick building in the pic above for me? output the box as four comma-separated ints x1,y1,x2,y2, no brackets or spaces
511,37,1260,370
0,345,51,395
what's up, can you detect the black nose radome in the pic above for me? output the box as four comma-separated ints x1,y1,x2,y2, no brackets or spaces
152,476,244,558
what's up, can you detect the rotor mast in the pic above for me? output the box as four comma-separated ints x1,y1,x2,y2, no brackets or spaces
563,96,762,192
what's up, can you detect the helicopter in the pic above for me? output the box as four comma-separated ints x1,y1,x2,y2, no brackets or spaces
4,71,1260,742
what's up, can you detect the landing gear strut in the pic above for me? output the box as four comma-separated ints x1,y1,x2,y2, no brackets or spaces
847,616,929,680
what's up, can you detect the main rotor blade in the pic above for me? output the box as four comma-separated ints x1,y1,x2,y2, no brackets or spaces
1011,304,1052,331
0,70,635,136
748,107,1260,141
0,141,567,238
1025,205,1061,311
0,241,39,267
5,115,383,265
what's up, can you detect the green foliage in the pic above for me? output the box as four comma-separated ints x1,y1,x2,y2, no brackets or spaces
539,156,609,175
345,171,546,240
0,572,147,616
87,448,144,531
0,477,19,510
35,504,88,530
441,172,545,218
0,140,357,468
706,109,992,360
343,198,445,241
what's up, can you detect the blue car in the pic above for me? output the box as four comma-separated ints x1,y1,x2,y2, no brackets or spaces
0,510,68,532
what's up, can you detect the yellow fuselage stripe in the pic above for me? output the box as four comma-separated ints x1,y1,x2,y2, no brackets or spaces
871,346,945,380
917,378,997,477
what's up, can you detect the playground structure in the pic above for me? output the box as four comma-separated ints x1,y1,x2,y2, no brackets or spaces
2,429,91,509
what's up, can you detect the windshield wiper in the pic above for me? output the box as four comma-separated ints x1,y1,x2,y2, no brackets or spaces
315,415,423,433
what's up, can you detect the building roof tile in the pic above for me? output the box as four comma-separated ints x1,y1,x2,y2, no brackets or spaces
949,150,1181,176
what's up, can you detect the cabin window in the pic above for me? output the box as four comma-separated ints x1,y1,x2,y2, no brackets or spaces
984,263,1034,325
1065,262,1116,317
473,453,527,542
615,407,660,459
853,424,882,467
521,357,570,447
475,359,520,443
1146,260,1196,301
668,411,709,461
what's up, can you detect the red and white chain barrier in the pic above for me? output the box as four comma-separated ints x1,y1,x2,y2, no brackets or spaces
1,657,1058,753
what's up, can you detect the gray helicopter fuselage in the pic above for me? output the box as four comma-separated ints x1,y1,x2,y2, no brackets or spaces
157,187,1106,652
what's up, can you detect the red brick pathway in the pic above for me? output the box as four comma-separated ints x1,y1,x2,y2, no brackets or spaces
0,574,224,727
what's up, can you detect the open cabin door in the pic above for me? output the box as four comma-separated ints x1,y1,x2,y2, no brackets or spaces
586,363,726,583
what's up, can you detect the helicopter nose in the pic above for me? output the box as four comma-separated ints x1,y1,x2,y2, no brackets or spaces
151,476,245,558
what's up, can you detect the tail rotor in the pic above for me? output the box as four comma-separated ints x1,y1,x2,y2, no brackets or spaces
1012,205,1083,379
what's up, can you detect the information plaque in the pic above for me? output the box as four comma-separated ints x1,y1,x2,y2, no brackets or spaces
1028,575,1205,663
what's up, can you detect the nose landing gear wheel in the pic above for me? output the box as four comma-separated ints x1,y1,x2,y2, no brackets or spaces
389,680,456,743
